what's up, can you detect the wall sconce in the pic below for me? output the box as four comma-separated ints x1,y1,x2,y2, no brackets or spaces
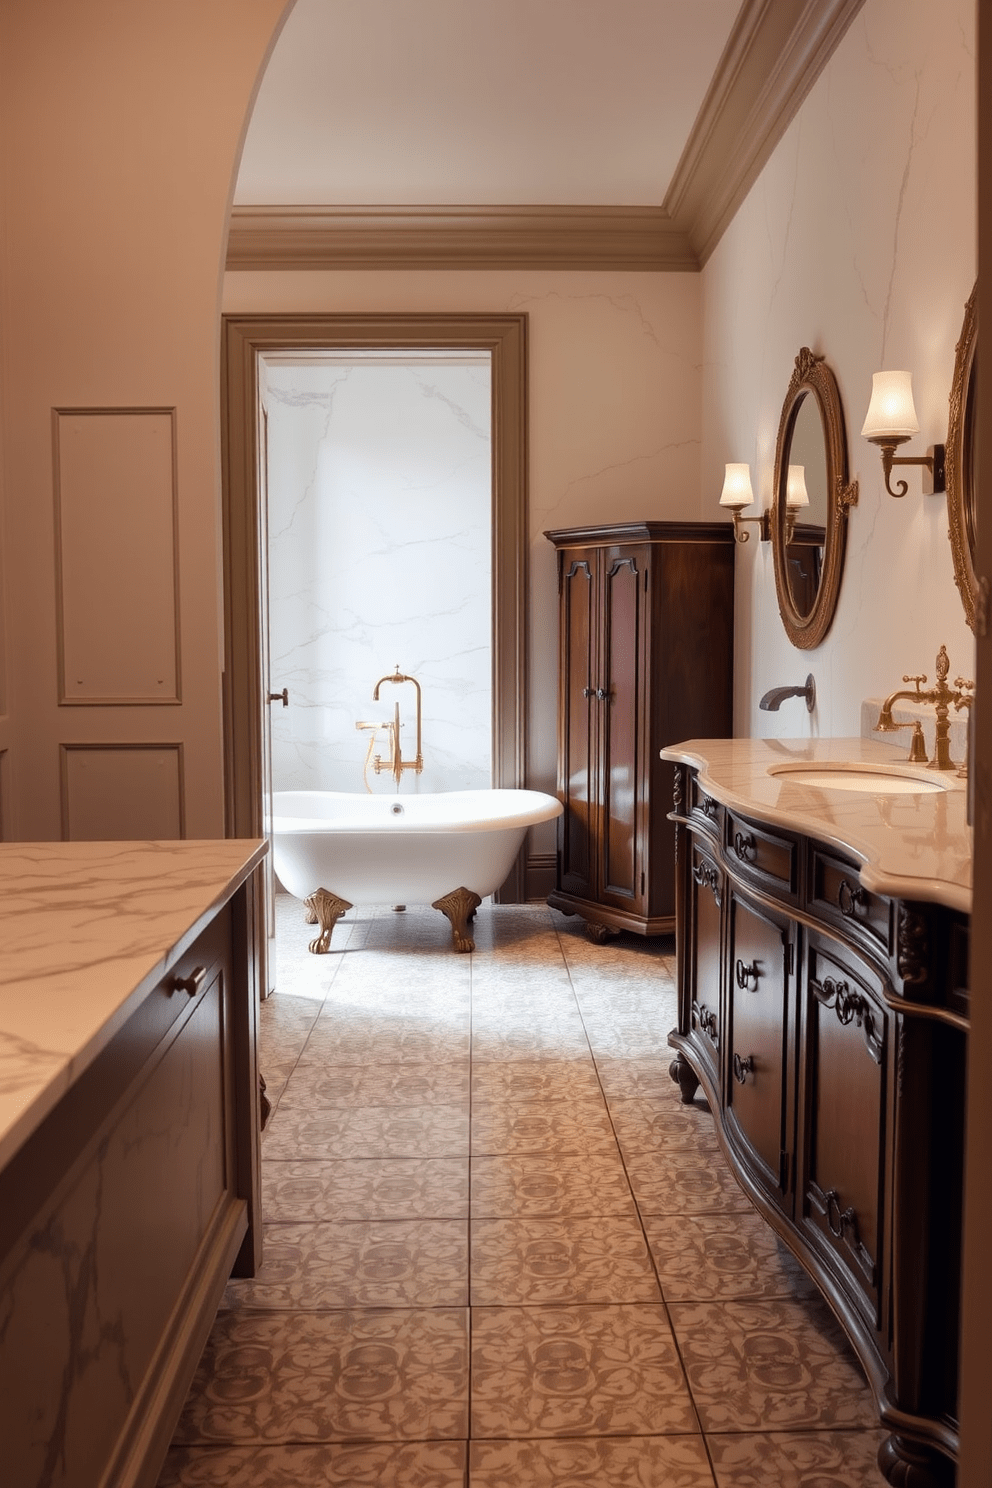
861,370,946,497
784,464,809,541
719,463,770,542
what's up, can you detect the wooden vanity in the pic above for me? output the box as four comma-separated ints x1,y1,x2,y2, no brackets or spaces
664,738,970,1488
0,839,266,1488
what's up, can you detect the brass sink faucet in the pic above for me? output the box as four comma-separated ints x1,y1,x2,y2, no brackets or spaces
874,644,974,770
371,666,424,786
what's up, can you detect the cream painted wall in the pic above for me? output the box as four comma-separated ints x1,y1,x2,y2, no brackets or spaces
0,0,291,841
223,270,703,849
702,0,976,741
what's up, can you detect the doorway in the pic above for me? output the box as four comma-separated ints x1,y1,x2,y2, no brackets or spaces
220,312,529,916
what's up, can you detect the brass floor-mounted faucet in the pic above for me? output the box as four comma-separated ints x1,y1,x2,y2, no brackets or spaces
874,644,974,770
370,666,424,787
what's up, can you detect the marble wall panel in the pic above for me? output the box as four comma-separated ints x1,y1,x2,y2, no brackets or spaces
701,0,976,739
264,357,491,795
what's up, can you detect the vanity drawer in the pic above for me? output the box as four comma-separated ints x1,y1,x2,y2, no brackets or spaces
724,811,798,901
808,850,892,957
688,773,722,834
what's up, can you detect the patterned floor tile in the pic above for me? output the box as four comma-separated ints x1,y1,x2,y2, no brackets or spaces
471,1154,636,1218
263,1158,469,1221
471,1027,592,1061
159,1441,467,1487
625,1150,749,1215
595,1057,701,1104
610,1099,723,1157
470,1216,660,1305
469,1435,716,1486
669,1297,878,1432
471,1101,618,1157
706,1429,888,1486
471,1304,695,1438
644,1212,819,1302
300,1027,471,1065
172,1308,468,1443
471,1059,602,1106
581,1027,677,1059
262,1103,470,1160
278,1061,470,1108
222,1220,468,1309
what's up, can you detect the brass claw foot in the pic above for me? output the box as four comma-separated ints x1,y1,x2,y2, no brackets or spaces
303,887,353,953
432,886,482,952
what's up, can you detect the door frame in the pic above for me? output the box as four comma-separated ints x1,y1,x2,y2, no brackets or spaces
220,311,529,899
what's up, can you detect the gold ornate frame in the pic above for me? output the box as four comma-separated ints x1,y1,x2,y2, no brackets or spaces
945,283,978,632
771,347,859,650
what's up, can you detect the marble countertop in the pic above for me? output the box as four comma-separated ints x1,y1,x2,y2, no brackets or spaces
0,838,266,1170
660,736,971,915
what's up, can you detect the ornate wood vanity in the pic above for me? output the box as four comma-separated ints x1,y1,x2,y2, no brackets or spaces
0,840,266,1488
665,738,970,1488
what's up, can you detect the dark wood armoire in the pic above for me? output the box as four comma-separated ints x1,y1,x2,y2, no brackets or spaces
544,521,735,941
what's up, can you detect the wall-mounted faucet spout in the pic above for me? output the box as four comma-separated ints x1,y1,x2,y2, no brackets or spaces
759,674,816,712
370,666,424,786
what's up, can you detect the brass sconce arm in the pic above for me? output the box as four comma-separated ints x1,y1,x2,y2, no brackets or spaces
730,508,772,544
869,436,946,499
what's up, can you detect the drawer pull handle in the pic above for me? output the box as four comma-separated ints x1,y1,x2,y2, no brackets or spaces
733,830,756,863
693,861,720,897
736,958,760,991
701,797,719,821
171,965,207,997
824,1187,861,1244
582,686,593,697
837,879,867,917
732,1052,754,1084
596,687,608,701
694,1002,719,1045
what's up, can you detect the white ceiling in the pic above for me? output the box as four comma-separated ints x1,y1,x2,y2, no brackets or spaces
235,0,743,207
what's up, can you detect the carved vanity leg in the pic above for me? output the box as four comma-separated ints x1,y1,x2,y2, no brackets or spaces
669,1053,700,1105
432,886,482,952
259,1072,272,1130
877,1436,956,1488
585,919,620,945
303,887,353,954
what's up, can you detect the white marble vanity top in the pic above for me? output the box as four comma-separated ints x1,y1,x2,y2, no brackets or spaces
0,838,266,1170
661,737,971,915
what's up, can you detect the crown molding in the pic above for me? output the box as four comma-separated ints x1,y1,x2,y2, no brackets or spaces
226,204,696,271
226,0,864,273
665,0,866,264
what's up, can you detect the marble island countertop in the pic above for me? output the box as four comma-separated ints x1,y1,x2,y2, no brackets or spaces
0,838,266,1170
661,736,971,915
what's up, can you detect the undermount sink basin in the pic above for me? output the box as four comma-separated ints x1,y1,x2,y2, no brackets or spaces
768,762,954,794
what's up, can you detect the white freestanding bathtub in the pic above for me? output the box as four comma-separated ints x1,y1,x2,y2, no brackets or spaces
271,788,563,952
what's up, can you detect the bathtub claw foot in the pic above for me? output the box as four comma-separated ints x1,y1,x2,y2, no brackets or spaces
432,886,482,953
303,887,353,953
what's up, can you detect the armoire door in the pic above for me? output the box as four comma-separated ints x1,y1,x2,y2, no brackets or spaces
557,554,597,902
599,546,645,912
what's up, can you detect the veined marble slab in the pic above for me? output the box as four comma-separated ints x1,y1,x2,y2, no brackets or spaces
660,737,971,914
0,838,266,1169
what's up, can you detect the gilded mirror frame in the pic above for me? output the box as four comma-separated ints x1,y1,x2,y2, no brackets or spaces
945,283,978,631
771,348,859,650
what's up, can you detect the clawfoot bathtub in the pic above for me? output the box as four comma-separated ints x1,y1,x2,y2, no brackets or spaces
272,788,562,952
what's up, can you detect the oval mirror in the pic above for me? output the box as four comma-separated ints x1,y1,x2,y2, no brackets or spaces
771,348,859,649
945,283,978,631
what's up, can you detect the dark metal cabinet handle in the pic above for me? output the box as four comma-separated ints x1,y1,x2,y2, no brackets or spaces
596,687,608,700
733,1052,754,1084
837,879,867,917
582,686,593,697
268,688,289,707
736,958,760,991
170,965,207,998
733,831,756,863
